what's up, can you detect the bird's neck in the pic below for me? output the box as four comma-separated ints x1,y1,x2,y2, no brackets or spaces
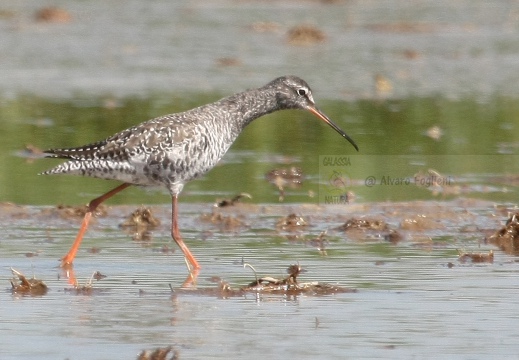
216,87,280,132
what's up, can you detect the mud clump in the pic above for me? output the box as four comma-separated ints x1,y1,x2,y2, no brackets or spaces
215,57,242,68
287,25,326,46
266,167,303,201
400,215,444,231
276,213,309,231
214,193,252,208
10,268,48,296
120,206,160,228
137,346,179,360
385,229,404,244
199,210,248,232
337,218,389,231
119,206,161,241
238,263,355,296
190,263,356,298
487,212,519,255
43,204,108,219
35,6,72,23
335,217,402,242
0,202,37,220
458,249,494,263
92,271,107,281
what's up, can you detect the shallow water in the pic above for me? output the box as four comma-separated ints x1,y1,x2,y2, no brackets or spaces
2,201,519,359
2,0,519,100
4,95,519,207
2,1,519,359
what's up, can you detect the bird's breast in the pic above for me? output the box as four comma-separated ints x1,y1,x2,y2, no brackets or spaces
132,125,235,186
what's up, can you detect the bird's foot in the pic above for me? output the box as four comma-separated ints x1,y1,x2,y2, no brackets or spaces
59,262,78,285
60,258,74,268
181,257,200,288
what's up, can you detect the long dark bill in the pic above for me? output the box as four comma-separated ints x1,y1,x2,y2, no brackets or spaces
307,106,359,151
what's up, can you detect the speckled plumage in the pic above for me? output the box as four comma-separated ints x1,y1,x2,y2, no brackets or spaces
42,76,357,196
41,76,358,276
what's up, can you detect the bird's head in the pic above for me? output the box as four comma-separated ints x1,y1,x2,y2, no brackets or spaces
268,76,359,151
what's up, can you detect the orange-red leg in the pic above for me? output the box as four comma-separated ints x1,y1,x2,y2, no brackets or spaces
171,194,200,286
61,183,131,267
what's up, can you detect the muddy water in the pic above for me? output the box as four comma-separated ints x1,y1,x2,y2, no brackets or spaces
2,0,519,359
2,200,519,359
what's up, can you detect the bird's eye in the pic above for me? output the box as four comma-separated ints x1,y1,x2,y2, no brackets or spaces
297,88,307,96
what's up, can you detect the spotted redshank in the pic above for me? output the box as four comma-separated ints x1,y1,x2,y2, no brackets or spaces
41,76,358,280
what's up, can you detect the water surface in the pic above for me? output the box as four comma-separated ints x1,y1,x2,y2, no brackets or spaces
2,201,518,359
2,1,519,359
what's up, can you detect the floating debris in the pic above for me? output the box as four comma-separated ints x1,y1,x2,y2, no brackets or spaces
286,24,326,46
214,193,252,208
384,229,404,244
215,57,242,67
265,166,303,201
426,125,443,141
239,263,354,296
137,346,179,360
0,202,27,215
175,263,355,297
336,218,389,231
120,206,160,228
245,263,304,287
64,271,104,295
42,204,108,219
35,6,72,23
401,49,421,60
92,271,107,281
276,213,309,231
199,210,248,232
119,206,160,240
10,268,48,296
336,218,397,242
458,249,494,263
487,212,519,255
400,215,444,231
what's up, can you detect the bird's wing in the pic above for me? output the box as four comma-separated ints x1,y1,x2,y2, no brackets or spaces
43,115,200,162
